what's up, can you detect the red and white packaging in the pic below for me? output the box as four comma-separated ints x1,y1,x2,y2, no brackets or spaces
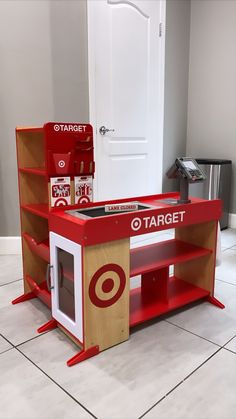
50,177,71,207
74,176,93,204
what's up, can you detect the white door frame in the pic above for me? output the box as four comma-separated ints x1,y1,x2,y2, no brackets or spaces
87,0,166,200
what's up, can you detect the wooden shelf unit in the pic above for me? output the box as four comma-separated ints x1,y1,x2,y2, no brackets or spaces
16,127,49,296
129,220,217,327
130,239,212,277
130,276,210,327
16,122,95,303
129,236,213,327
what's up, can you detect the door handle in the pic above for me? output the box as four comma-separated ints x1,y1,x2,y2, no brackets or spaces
99,126,115,136
46,264,54,290
59,262,63,288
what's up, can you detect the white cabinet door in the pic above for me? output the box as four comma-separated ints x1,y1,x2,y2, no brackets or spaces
88,0,166,201
50,232,83,343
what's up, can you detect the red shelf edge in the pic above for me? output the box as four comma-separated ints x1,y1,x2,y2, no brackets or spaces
130,239,212,278
23,232,49,262
129,276,210,328
26,275,51,308
21,204,49,219
19,167,47,176
16,127,43,134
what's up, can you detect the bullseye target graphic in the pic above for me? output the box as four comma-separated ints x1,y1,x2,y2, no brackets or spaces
89,263,126,308
54,198,68,206
58,160,65,168
78,196,90,204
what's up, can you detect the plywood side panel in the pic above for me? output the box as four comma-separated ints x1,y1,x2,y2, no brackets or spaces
21,211,48,242
174,221,217,293
16,132,45,168
83,239,130,351
19,172,48,205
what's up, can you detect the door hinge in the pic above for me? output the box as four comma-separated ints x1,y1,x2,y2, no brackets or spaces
159,22,163,37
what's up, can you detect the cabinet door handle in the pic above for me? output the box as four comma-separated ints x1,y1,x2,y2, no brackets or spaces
46,264,54,290
59,262,63,288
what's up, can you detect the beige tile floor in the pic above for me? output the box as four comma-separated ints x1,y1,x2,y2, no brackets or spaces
1,229,236,419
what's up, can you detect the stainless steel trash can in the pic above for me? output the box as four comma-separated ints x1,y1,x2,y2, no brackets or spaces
189,159,232,229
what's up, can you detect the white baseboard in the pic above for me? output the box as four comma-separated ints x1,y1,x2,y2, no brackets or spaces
229,214,236,229
0,237,22,255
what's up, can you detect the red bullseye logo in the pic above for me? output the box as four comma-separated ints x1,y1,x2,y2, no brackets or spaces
54,198,68,206
89,264,126,308
78,196,90,204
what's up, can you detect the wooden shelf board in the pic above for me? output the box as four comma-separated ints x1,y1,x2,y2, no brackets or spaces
21,204,49,219
19,167,47,176
129,276,210,328
23,232,49,262
130,239,211,278
16,127,43,134
26,275,51,308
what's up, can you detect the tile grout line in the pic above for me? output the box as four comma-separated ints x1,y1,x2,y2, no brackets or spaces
222,244,236,252
222,332,236,354
0,331,53,354
0,333,15,346
138,346,223,419
222,333,236,349
0,278,23,287
15,346,98,419
224,347,236,356
0,331,97,418
15,330,50,347
0,347,14,356
164,319,222,348
216,278,236,287
139,327,236,418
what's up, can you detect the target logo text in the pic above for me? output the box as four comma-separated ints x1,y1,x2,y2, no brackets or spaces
131,210,186,231
54,124,87,132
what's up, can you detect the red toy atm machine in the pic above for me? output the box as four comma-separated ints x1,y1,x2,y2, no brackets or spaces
45,193,224,366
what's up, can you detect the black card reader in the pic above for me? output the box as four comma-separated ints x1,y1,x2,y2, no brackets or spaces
175,158,206,183
164,157,206,204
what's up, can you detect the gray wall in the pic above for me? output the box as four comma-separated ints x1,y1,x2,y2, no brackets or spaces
187,0,236,212
0,0,89,236
162,0,191,192
0,1,54,236
50,1,89,122
0,0,191,236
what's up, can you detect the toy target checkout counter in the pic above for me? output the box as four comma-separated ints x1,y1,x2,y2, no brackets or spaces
13,123,224,367
45,158,224,366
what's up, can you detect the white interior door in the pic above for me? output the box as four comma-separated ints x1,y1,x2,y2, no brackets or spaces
88,0,166,201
